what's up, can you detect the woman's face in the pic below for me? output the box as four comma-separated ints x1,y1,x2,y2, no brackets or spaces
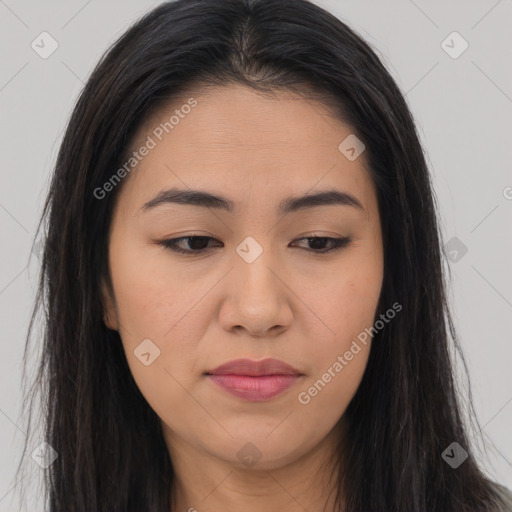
102,84,383,471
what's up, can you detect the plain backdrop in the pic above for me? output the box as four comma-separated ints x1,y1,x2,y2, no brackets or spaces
0,0,511,510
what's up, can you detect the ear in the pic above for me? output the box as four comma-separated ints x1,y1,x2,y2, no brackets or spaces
100,277,119,331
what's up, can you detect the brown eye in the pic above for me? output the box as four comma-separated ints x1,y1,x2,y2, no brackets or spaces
292,237,352,253
159,235,351,256
159,236,221,254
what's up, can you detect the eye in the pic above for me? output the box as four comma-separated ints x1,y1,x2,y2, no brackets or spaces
158,236,221,254
158,235,352,255
292,236,352,254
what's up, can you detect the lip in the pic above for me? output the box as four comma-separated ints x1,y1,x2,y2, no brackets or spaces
207,357,301,376
205,358,303,402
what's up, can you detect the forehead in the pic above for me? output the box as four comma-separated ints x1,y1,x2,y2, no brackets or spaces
116,84,375,216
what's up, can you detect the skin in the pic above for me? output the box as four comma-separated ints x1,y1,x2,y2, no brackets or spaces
101,84,384,512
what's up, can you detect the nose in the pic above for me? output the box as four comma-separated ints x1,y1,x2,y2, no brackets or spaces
218,249,293,338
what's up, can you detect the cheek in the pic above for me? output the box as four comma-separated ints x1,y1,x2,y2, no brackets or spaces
293,253,382,410
109,235,192,336
298,253,383,347
294,278,377,418
108,238,210,399
294,345,369,435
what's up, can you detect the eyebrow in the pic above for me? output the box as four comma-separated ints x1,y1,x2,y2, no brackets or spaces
140,187,365,215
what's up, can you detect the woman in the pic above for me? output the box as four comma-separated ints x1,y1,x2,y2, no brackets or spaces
17,0,512,510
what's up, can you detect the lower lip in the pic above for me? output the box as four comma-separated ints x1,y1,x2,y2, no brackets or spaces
207,374,301,401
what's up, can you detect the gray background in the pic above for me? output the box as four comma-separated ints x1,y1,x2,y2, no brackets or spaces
1,0,511,510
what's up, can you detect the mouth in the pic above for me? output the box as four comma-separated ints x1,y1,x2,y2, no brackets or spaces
206,374,302,401
205,357,302,376
204,358,303,402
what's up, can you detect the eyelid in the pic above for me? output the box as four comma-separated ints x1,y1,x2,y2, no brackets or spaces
157,234,352,255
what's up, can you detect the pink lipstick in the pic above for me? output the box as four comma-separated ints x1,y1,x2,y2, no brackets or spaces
205,358,302,402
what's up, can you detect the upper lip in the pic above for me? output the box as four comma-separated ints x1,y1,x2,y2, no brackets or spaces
206,358,302,376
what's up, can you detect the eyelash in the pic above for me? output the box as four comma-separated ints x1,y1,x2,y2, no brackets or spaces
158,235,352,255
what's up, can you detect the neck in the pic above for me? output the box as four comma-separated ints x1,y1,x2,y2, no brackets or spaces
166,420,346,512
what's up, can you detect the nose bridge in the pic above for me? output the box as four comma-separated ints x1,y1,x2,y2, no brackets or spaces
233,234,281,300
219,233,292,334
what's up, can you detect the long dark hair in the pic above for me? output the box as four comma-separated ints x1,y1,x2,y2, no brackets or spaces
15,0,511,510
